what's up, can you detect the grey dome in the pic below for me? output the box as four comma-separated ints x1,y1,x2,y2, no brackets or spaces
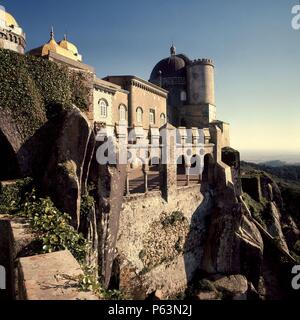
149,46,190,82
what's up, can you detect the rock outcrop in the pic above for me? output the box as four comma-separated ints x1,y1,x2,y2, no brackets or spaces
43,106,94,228
201,201,264,287
193,274,253,300
88,140,127,289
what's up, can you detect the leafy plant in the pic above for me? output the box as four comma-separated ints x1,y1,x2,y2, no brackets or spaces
20,190,88,262
80,194,95,218
0,178,33,214
78,265,126,300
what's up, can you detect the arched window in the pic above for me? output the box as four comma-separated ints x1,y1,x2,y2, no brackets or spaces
160,113,166,126
136,107,143,124
180,91,187,102
119,104,127,121
99,99,108,118
149,109,155,125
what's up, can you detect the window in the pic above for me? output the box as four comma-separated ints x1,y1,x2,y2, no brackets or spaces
136,107,143,124
119,104,127,121
180,91,187,102
99,99,108,118
149,109,155,125
160,113,166,126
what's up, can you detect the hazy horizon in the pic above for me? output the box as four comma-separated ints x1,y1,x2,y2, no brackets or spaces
1,0,300,154
240,149,300,164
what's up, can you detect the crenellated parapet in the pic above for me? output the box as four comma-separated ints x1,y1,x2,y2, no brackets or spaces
189,58,214,67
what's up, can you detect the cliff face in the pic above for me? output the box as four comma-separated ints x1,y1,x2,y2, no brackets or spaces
190,153,300,300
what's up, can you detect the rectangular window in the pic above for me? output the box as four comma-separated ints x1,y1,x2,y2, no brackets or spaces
149,109,155,125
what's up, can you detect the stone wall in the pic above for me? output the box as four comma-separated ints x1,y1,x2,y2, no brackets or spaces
116,184,214,298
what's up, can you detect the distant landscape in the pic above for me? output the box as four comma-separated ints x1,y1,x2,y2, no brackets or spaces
241,160,300,227
240,151,300,165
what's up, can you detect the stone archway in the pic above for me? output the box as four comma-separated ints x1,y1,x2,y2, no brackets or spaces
0,129,20,180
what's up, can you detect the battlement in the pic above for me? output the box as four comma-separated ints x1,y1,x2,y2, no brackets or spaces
189,58,214,67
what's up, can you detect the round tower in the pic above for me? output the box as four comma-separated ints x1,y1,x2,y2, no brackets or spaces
186,59,215,106
183,59,216,127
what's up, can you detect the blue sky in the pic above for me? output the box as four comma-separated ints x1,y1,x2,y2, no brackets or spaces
2,0,300,158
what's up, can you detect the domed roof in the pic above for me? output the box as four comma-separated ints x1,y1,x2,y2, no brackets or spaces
5,12,18,27
150,45,190,82
58,35,79,55
0,6,19,27
29,28,83,62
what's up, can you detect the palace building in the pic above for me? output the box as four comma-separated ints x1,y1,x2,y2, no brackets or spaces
0,5,230,152
27,26,168,138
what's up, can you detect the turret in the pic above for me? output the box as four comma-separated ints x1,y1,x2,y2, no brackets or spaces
186,58,215,106
183,58,216,127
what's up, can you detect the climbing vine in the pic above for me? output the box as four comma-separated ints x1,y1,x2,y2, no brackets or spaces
0,49,90,141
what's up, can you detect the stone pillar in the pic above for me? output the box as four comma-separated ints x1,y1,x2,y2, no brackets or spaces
160,123,177,201
143,164,149,193
126,169,130,196
186,164,191,186
209,124,222,163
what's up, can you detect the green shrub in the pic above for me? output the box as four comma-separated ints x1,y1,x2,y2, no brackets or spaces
0,178,33,214
20,190,88,262
80,194,95,218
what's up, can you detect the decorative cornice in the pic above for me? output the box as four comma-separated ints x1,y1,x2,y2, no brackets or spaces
129,78,168,98
104,75,168,98
94,83,116,95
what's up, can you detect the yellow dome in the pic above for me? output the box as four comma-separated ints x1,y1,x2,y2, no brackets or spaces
41,39,59,56
59,37,79,55
29,28,82,62
5,12,18,27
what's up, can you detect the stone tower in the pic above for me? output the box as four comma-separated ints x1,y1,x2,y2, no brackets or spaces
149,45,216,128
0,6,26,54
